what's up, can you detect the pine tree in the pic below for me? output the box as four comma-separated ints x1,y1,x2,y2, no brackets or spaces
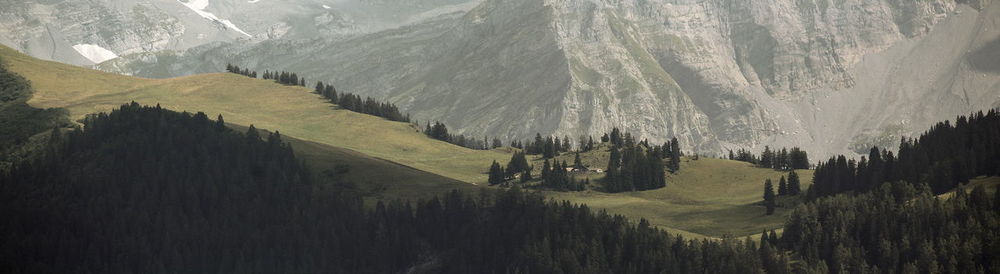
488,161,504,185
605,148,621,192
246,124,260,142
610,128,622,146
763,179,776,215
215,114,226,131
506,151,530,175
778,176,787,196
573,152,584,170
315,82,325,94
543,137,555,158
668,137,681,173
761,146,773,169
787,170,801,195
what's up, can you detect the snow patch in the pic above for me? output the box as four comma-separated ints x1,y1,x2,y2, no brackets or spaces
178,0,252,37
248,0,260,3
322,4,331,9
72,44,119,63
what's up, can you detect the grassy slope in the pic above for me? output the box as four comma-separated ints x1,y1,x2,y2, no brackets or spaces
538,143,814,238
228,125,475,203
936,176,1000,200
0,45,510,184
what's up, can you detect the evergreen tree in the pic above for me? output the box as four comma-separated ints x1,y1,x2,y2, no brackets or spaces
610,128,622,146
573,152,584,170
315,81,325,94
761,146,773,169
506,151,530,176
668,137,681,173
763,179,776,215
488,160,504,185
543,136,556,158
787,170,801,195
215,114,226,130
778,176,787,196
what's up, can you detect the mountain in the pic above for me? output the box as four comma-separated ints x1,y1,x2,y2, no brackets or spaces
0,0,478,65
88,0,1000,159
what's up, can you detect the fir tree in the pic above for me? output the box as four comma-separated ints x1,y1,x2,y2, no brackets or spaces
668,137,681,173
778,176,787,196
763,179,776,215
488,160,504,185
787,170,801,195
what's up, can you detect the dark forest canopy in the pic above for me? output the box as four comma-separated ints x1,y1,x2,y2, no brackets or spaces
809,109,1000,198
0,57,69,170
0,103,777,273
781,181,1000,273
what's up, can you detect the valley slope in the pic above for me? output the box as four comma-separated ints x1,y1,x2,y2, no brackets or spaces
0,44,510,183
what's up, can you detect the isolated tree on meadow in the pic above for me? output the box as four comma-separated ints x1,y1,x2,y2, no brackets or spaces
488,161,504,185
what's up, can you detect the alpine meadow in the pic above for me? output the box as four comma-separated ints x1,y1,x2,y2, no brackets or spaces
1,0,999,273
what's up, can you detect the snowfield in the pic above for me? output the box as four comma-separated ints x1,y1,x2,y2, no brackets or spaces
72,44,118,63
178,0,252,37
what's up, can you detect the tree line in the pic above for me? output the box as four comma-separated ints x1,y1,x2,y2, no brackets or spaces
263,70,306,86
728,146,810,170
779,181,1000,273
0,102,778,273
423,122,504,150
809,109,1000,198
314,81,410,122
225,64,258,78
519,133,574,158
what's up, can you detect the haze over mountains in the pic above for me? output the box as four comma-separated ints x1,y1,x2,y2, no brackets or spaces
3,0,999,158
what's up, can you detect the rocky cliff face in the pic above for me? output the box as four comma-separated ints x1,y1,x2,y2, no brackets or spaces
0,0,477,65
10,0,1000,157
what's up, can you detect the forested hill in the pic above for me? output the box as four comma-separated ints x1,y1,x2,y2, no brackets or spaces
0,102,776,273
810,109,1000,198
0,56,68,170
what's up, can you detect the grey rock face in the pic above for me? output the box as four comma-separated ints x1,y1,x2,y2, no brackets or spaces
0,0,478,65
10,0,1000,158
